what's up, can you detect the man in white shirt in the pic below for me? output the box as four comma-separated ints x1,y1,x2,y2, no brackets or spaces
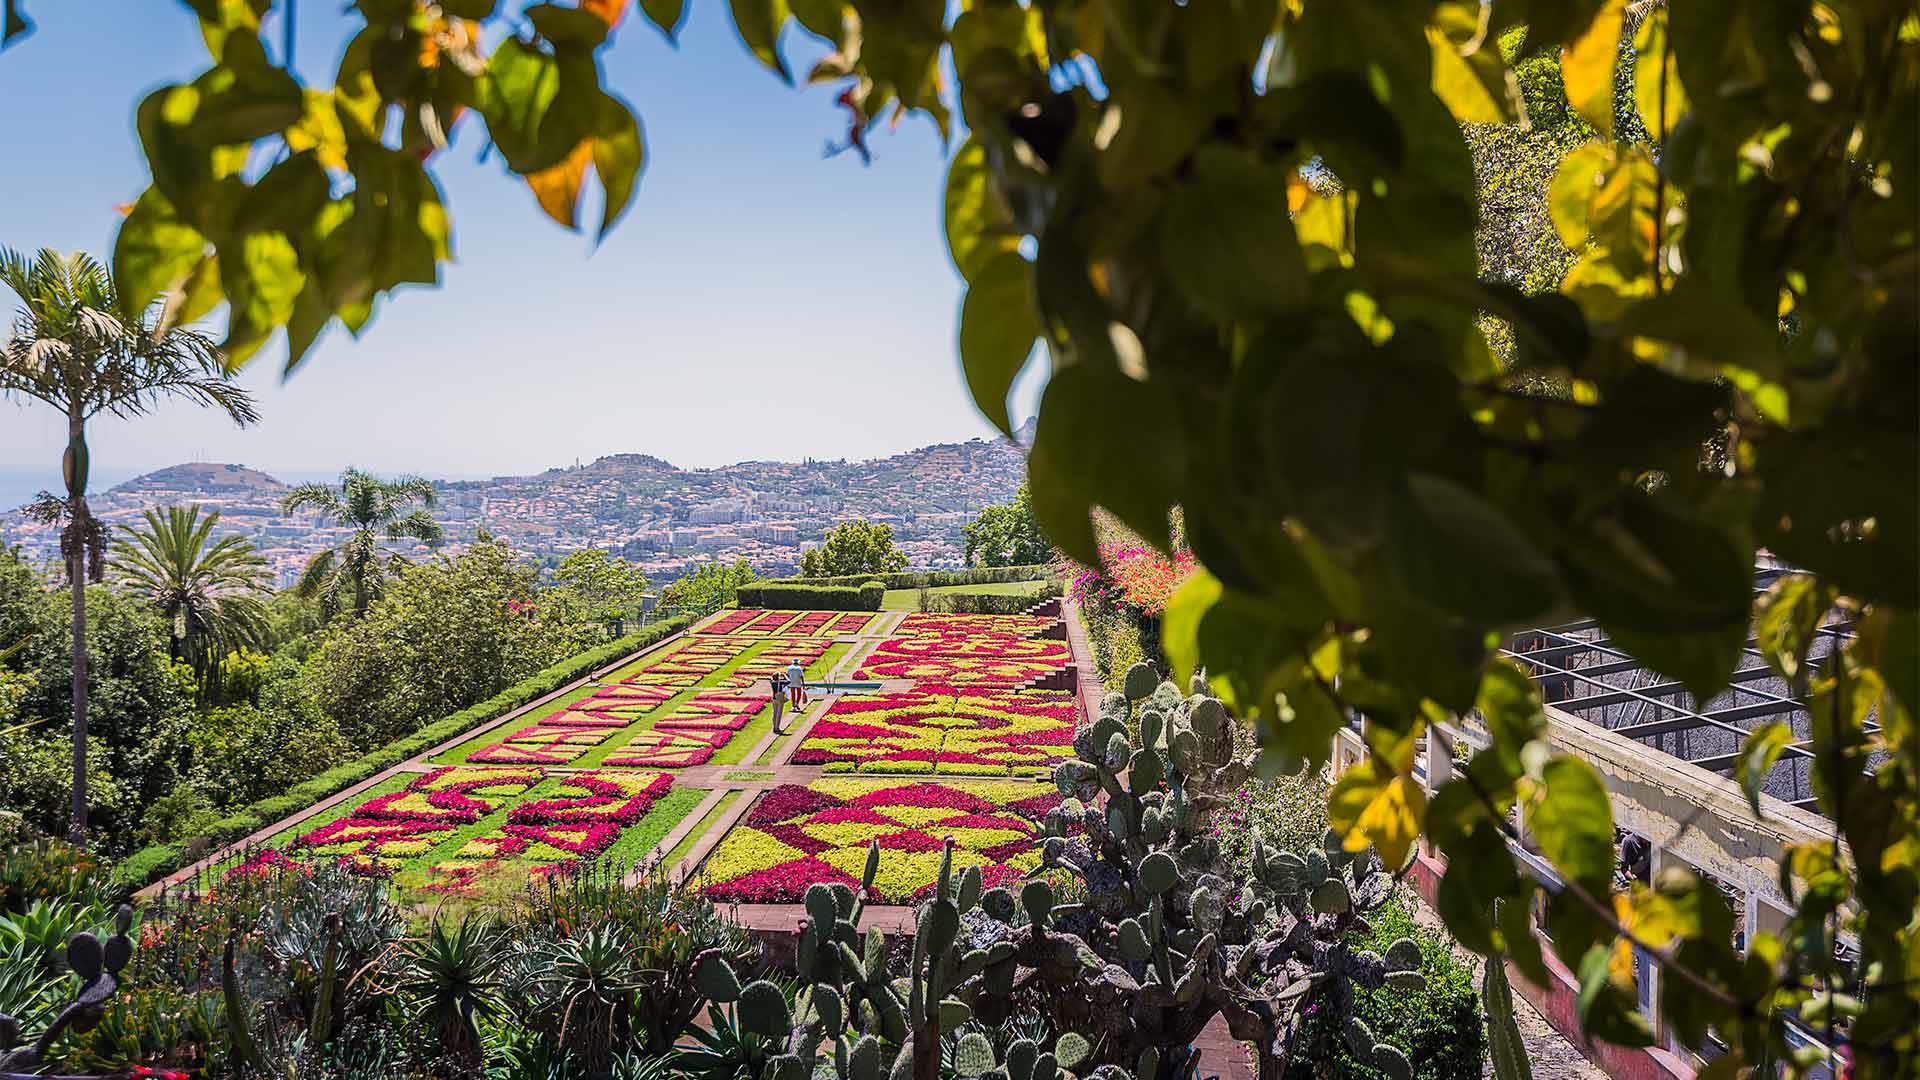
785,658,808,710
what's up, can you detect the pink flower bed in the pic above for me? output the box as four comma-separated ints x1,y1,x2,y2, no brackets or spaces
701,609,763,635
828,612,874,634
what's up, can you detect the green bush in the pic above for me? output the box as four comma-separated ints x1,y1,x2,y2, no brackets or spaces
925,582,1058,614
114,615,691,888
773,564,1052,589
1284,892,1486,1080
731,581,884,610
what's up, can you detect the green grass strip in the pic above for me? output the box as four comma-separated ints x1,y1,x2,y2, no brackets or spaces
664,790,741,871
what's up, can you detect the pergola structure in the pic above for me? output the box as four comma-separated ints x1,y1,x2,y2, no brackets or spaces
1502,563,1859,816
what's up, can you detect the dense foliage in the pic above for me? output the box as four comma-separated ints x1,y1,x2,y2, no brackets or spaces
657,559,759,621
963,484,1052,568
0,535,636,858
797,521,910,579
731,581,885,612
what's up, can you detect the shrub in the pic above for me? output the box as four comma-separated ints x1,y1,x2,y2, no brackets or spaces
773,564,1053,589
731,581,884,611
1284,892,1486,1080
924,581,1059,615
115,616,691,889
0,836,117,913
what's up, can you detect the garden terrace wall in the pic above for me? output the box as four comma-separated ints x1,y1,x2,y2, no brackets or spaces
732,582,885,610
119,615,693,888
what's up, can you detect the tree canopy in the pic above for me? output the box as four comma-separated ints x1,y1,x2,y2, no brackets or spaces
799,520,910,578
963,483,1052,567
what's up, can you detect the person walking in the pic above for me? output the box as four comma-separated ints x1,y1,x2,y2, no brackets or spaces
785,657,808,710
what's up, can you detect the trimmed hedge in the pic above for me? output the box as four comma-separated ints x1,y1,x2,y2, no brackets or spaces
775,564,1052,590
116,615,693,888
925,582,1059,615
732,581,884,611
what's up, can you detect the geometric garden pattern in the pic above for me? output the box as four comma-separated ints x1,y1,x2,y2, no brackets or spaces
228,600,1082,904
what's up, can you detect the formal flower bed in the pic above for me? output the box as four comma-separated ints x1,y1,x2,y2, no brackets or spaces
290,766,542,865
785,610,836,635
428,770,676,890
829,611,875,634
854,633,1070,687
603,726,735,768
895,613,1055,638
652,691,769,733
699,778,1059,904
792,689,1075,776
468,722,615,765
741,609,800,634
726,636,833,687
700,608,765,635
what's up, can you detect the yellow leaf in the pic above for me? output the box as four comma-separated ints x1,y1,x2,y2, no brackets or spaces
527,139,596,230
1328,760,1427,871
1426,2,1522,125
1607,892,1637,987
1561,0,1625,138
1632,12,1688,138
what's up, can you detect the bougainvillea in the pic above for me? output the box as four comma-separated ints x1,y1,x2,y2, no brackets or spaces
699,778,1059,904
1068,542,1197,618
793,688,1075,776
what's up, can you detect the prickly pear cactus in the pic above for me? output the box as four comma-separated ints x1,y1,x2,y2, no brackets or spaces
1022,665,1420,1080
694,838,1130,1080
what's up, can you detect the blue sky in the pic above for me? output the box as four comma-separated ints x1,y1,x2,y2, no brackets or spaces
0,1,1043,489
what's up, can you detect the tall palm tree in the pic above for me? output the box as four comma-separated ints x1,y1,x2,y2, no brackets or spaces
110,504,271,681
0,247,259,844
281,468,444,617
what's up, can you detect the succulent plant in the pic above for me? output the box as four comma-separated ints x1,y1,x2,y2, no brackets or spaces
695,665,1423,1080
693,840,1128,1080
0,904,136,1073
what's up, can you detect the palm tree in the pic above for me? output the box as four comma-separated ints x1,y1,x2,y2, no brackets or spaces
281,468,444,617
110,504,271,681
1,247,258,844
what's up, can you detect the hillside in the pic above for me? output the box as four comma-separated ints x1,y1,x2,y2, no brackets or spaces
1,434,1027,586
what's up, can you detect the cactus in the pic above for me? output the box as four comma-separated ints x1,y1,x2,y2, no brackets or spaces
0,905,135,1074
696,836,1129,1080
696,670,1417,1080
1010,670,1421,1080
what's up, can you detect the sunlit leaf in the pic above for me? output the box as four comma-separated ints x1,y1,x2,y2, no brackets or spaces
729,0,792,84
1736,723,1794,819
957,251,1038,438
113,187,210,318
1328,758,1426,870
1524,756,1614,894
1559,0,1624,138
944,138,1019,282
1631,11,1688,139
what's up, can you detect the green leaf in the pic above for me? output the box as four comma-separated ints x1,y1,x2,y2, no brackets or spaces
729,0,792,84
1574,945,1655,1046
1547,144,1609,250
1027,366,1183,564
220,229,304,367
1631,11,1688,139
1159,144,1308,322
1327,759,1425,871
1524,756,1614,895
1162,570,1223,688
637,0,685,40
1560,0,1623,138
590,96,646,239
958,252,1038,438
944,137,1018,282
1736,723,1794,819
113,187,210,317
1754,573,1827,683
1386,472,1561,624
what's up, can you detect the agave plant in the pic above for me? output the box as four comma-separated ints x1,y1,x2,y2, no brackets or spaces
393,915,505,1071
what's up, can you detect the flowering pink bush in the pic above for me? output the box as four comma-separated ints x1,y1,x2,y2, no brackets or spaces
1069,543,1197,617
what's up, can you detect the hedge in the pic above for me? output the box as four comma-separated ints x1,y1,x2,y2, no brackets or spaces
732,581,884,611
925,582,1059,614
773,564,1052,590
116,615,693,888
